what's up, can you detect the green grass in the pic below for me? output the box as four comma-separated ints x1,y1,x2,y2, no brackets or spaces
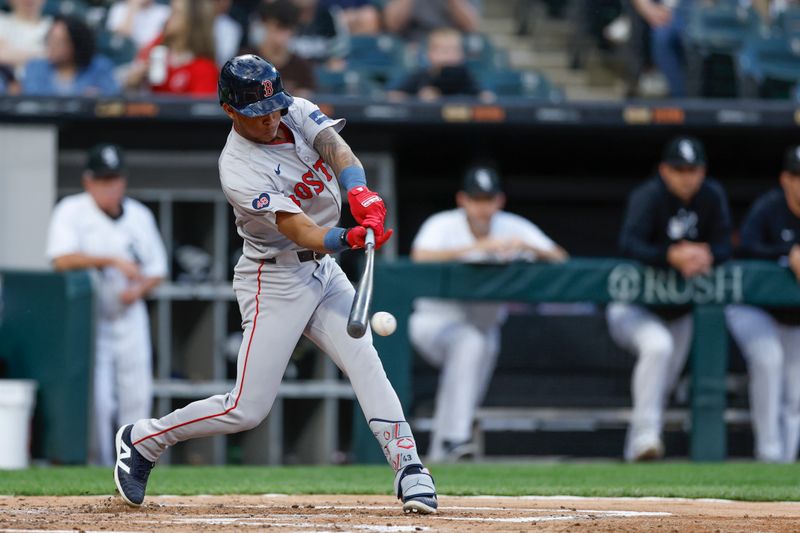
2,463,800,501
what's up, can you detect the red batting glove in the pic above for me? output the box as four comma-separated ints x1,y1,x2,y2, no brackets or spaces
348,186,386,230
346,226,394,250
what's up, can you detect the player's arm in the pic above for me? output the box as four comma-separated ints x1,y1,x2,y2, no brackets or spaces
707,186,733,264
314,126,388,235
618,188,670,266
739,196,789,259
313,126,362,178
52,253,140,280
276,211,391,252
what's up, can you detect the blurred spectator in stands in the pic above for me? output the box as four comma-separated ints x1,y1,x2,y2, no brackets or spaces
321,0,382,34
630,0,690,97
607,136,732,462
106,0,171,52
383,0,480,43
21,15,119,96
213,0,243,65
252,0,315,97
387,27,491,102
0,0,51,75
291,0,350,62
725,146,800,463
124,0,218,95
409,165,568,463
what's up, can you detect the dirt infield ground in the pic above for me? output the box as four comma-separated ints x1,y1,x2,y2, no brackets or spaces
1,494,799,532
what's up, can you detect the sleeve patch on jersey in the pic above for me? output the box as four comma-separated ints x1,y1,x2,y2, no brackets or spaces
252,192,271,210
309,109,329,125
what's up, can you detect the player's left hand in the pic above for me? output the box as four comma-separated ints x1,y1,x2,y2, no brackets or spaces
348,186,386,232
119,285,143,305
789,244,800,281
346,226,393,250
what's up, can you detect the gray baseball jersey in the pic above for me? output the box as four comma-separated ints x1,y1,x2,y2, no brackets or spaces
129,97,432,503
219,97,345,261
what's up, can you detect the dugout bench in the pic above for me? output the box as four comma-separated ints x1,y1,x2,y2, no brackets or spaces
353,259,800,463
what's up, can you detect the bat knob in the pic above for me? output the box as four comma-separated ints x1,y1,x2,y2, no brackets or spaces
347,321,367,338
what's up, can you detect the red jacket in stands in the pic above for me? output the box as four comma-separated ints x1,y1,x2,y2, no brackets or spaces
139,37,218,96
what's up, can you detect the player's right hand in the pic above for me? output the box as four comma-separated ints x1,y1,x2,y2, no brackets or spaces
346,226,393,250
113,258,142,280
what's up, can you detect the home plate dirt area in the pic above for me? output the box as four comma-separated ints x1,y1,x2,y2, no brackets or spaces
1,494,799,532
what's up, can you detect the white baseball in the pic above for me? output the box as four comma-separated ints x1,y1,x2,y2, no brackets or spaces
370,311,397,336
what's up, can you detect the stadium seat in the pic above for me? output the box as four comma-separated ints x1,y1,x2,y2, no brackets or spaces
684,2,758,97
314,67,380,97
345,34,407,83
737,32,800,98
96,31,137,66
43,0,89,18
479,69,564,101
462,33,509,71
776,6,800,36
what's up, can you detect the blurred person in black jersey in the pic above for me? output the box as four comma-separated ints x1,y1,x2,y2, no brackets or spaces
606,136,732,462
725,145,800,463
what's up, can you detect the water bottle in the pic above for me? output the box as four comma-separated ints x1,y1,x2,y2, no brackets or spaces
148,45,169,86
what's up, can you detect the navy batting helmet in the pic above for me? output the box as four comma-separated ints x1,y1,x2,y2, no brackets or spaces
218,54,294,117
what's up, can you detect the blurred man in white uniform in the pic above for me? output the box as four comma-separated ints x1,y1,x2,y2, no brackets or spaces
409,166,568,462
46,144,168,465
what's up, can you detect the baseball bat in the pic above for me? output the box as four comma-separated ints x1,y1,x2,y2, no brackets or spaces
347,228,375,338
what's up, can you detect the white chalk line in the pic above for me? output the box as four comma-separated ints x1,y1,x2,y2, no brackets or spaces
147,501,672,516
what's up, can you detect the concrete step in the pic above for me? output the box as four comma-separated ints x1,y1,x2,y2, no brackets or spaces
509,49,570,70
481,18,517,36
483,0,516,18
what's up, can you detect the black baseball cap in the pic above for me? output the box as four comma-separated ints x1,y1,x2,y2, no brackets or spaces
462,166,502,197
662,136,706,167
783,145,800,174
86,143,125,177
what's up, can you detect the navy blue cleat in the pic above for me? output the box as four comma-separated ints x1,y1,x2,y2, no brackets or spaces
113,424,154,507
395,464,438,514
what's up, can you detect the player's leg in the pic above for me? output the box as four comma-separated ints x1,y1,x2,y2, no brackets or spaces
90,327,116,466
115,260,321,506
115,304,154,428
664,313,693,397
304,258,436,514
430,322,490,461
475,326,501,409
408,310,452,460
725,305,783,462
607,303,673,461
778,323,800,462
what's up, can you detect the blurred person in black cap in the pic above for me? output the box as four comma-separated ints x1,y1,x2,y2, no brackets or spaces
606,135,732,462
408,165,568,462
725,145,800,463
45,144,168,466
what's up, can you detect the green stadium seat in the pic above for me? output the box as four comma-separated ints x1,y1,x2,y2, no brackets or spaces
43,0,89,18
684,3,758,97
480,69,563,101
345,34,407,83
96,31,137,66
314,67,380,97
737,32,800,98
462,33,509,71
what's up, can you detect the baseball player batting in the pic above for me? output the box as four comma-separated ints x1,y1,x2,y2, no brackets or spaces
113,55,437,514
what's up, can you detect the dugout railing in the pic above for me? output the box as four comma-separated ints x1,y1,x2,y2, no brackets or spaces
352,259,800,463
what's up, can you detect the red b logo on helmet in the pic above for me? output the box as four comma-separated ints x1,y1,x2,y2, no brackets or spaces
262,80,273,98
